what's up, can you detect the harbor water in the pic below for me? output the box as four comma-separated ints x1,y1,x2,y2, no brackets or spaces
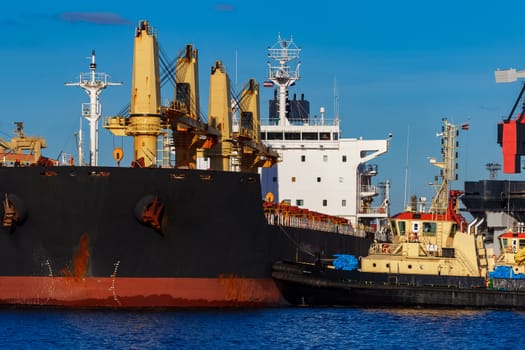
0,307,521,349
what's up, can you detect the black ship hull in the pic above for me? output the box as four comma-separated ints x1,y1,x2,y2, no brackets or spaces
0,166,371,308
272,261,525,309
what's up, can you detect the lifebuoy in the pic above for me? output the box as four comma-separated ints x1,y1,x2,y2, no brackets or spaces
382,244,391,254
408,232,418,242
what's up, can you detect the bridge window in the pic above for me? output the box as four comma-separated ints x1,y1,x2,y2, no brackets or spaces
302,132,318,140
322,199,327,206
422,222,437,236
342,155,347,162
320,132,330,140
267,132,283,140
342,199,346,207
301,155,306,162
296,199,304,206
285,132,300,140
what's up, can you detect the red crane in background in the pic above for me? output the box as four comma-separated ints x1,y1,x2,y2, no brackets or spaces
496,68,525,173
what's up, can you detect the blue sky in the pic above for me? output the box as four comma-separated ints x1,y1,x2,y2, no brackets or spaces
2,0,525,214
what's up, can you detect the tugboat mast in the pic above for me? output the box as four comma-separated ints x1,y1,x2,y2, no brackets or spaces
65,50,122,166
267,34,301,126
429,119,459,214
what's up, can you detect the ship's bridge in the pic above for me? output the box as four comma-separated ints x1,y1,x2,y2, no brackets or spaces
260,119,340,150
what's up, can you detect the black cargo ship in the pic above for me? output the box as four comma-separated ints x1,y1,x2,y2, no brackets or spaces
0,166,371,307
0,21,376,308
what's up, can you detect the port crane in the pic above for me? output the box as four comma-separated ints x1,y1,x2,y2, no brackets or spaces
495,67,525,173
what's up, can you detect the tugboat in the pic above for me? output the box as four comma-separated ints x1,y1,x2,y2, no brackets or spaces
272,119,525,309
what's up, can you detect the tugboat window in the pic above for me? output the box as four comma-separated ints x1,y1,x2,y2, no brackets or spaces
391,222,398,236
398,221,406,235
423,222,437,236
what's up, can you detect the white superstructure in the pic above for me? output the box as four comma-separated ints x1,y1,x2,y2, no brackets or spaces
260,35,390,234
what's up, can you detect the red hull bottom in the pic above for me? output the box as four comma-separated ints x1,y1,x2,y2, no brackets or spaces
0,276,284,308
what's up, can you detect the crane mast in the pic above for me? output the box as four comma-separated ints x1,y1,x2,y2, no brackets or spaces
104,19,277,170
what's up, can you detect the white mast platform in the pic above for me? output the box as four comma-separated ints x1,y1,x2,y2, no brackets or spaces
267,34,301,126
65,50,122,166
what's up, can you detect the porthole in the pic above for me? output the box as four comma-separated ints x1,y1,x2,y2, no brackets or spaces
408,264,412,269
372,263,376,268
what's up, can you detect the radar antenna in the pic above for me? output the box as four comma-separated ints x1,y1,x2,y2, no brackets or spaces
267,34,301,126
486,162,501,180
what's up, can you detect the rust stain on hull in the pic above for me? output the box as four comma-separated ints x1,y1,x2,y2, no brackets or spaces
59,233,90,279
0,277,284,308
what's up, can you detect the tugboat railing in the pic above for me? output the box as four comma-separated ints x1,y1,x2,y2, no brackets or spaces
369,242,402,255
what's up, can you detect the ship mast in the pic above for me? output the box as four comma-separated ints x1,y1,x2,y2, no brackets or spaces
65,50,122,166
267,34,301,126
429,119,459,214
